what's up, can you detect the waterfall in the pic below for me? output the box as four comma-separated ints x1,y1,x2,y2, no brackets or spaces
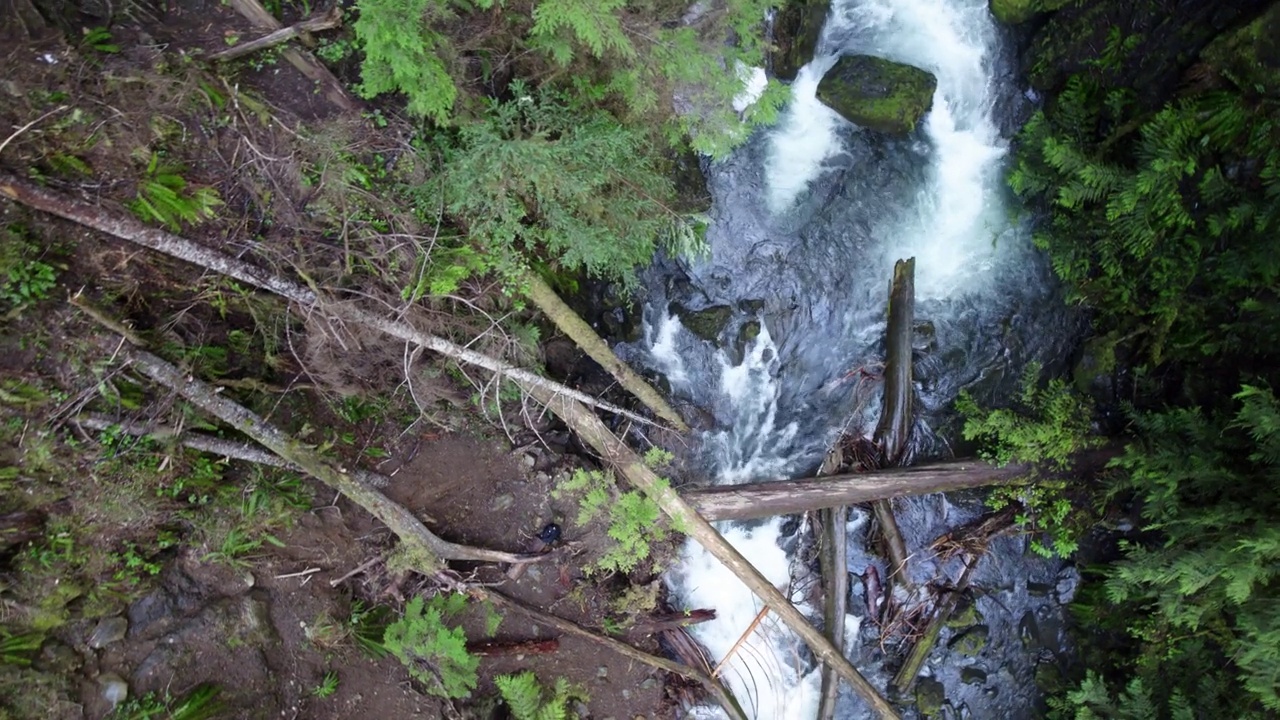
631,0,1084,716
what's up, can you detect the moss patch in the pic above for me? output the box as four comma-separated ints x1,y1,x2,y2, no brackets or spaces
771,0,830,81
816,55,936,135
989,0,1072,25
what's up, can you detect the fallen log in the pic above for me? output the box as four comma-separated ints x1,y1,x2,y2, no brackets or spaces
0,173,671,431
210,6,343,62
523,272,689,432
225,0,357,112
683,460,1029,521
872,258,916,588
817,504,848,720
888,554,978,698
465,638,559,657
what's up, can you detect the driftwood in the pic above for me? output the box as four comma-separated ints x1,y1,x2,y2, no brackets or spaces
225,0,357,112
93,339,542,568
0,173,671,431
523,272,689,432
684,460,1029,521
521,386,900,719
210,6,343,62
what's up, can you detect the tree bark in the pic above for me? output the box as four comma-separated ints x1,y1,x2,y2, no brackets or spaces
523,272,688,432
98,340,542,567
817,504,848,720
0,173,672,431
520,385,900,719
683,460,1029,521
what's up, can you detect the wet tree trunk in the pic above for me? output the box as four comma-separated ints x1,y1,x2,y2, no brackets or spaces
523,272,689,432
684,459,1028,521
873,258,916,587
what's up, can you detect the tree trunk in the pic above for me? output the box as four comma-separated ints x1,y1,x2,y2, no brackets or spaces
817,504,848,720
210,6,342,62
0,173,670,430
523,272,688,432
872,258,915,587
683,460,1029,521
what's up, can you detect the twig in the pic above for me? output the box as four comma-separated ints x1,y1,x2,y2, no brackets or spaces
715,605,769,679
275,567,322,580
0,105,69,157
330,554,384,587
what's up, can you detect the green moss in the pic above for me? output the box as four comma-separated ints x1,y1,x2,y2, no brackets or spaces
989,0,1072,25
948,625,990,657
915,677,946,717
672,304,732,343
1198,2,1280,98
815,55,936,135
771,0,829,81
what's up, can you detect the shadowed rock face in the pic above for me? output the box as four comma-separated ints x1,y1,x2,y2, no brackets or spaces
988,0,1071,25
816,55,937,135
770,0,830,81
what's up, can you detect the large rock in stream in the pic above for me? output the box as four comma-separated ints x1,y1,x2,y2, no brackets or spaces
816,55,937,135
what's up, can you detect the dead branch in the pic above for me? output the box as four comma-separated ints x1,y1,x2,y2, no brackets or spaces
0,173,672,431
888,554,979,697
523,272,688,432
626,608,716,636
520,385,900,719
91,338,541,567
210,7,342,62
470,586,748,720
465,638,559,657
73,413,388,488
817,506,848,720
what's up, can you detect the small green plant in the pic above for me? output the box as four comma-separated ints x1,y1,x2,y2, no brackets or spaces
553,468,673,574
956,363,1100,557
0,628,43,667
494,671,588,720
128,152,223,230
1,225,59,310
382,593,478,699
111,683,222,720
349,600,392,657
311,671,340,699
80,26,120,53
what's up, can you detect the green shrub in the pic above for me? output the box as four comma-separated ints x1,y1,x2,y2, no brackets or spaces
382,593,478,699
494,671,587,720
553,468,673,574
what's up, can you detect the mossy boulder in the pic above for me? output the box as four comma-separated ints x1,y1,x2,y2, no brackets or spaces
771,0,830,81
1198,2,1280,98
915,677,946,717
989,0,1072,25
672,303,733,343
816,55,937,135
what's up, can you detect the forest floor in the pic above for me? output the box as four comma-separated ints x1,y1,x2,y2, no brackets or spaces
0,1,684,717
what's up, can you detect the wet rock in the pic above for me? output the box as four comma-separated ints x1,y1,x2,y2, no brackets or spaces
1072,332,1118,396
915,676,946,717
88,616,128,649
1018,610,1044,651
728,320,762,364
948,624,990,656
771,0,830,81
988,0,1071,25
960,666,989,685
671,303,733,343
670,149,712,214
817,55,937,135
1035,661,1067,694
98,673,128,711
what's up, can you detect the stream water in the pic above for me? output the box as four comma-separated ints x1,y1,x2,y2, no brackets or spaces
618,0,1086,717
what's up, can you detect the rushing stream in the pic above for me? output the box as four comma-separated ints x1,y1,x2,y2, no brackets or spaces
619,0,1086,717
